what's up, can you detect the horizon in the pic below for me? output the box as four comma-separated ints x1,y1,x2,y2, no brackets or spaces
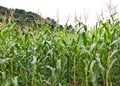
0,0,120,27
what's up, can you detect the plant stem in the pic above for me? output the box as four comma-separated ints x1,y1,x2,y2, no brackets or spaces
74,56,76,86
106,69,109,86
85,63,88,86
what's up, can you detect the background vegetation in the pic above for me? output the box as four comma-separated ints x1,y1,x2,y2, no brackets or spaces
0,6,65,30
0,5,120,86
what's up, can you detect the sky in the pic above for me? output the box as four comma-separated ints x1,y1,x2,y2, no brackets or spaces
0,0,120,26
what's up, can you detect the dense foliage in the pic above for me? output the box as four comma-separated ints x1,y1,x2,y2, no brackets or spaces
0,12,120,86
0,6,63,30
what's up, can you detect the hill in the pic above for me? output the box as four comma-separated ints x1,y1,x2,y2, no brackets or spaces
0,5,63,30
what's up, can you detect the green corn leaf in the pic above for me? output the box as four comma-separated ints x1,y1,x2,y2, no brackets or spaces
102,23,110,35
56,59,61,70
82,32,87,46
46,65,55,76
96,53,105,71
0,71,6,79
89,43,96,52
111,50,118,57
89,60,97,86
111,37,120,45
4,81,10,86
0,58,10,64
11,76,19,86
31,56,37,65
109,58,117,71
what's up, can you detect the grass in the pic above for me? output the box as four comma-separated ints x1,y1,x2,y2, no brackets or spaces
0,13,120,86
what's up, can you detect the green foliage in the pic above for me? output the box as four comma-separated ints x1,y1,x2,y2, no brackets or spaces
0,6,9,15
0,6,64,30
0,7,120,86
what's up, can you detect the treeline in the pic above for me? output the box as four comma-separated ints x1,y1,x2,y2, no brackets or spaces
0,5,67,30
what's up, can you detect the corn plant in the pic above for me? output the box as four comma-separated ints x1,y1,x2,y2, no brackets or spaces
0,13,120,86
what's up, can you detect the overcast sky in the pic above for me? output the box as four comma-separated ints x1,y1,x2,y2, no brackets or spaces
0,0,120,26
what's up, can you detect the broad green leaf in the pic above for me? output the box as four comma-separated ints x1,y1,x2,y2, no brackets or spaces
109,58,117,71
82,32,87,46
89,43,96,52
111,50,118,57
96,53,105,71
56,59,61,70
31,56,37,65
111,37,120,45
46,65,55,76
11,76,19,86
89,60,97,86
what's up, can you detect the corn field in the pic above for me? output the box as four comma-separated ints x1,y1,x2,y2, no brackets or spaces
0,14,120,86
